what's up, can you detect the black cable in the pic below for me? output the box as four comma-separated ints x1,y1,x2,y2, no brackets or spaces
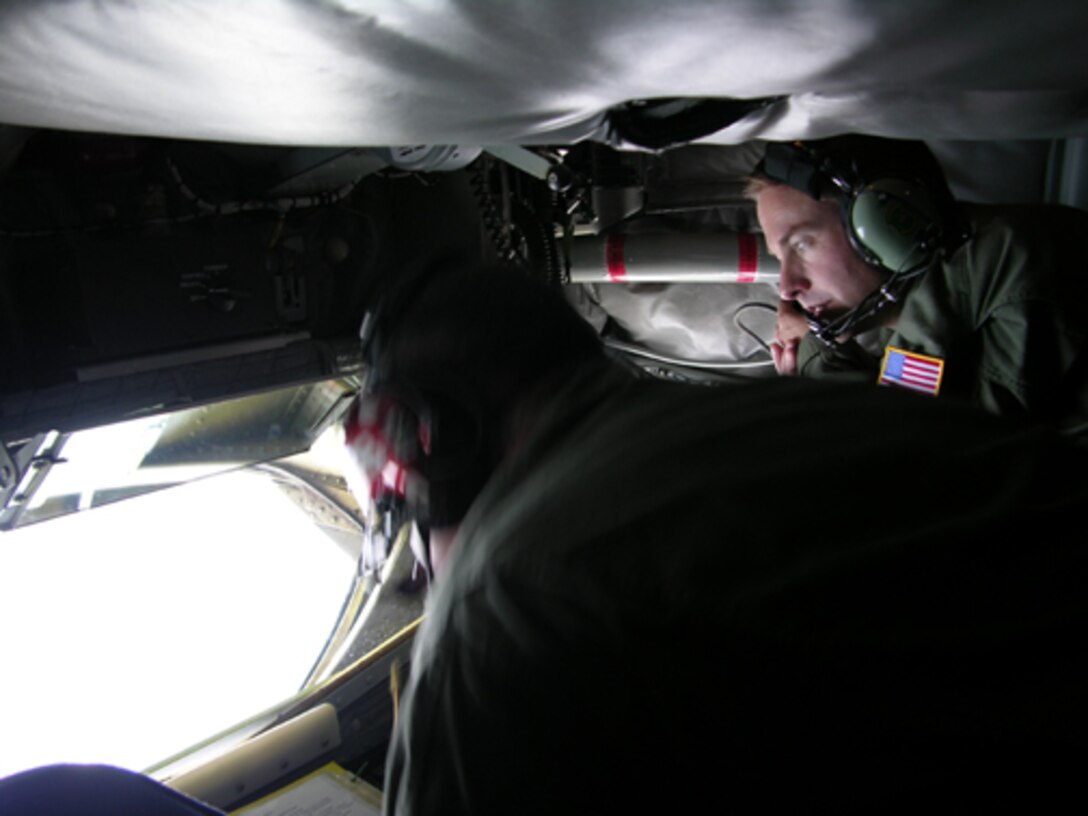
0,152,367,238
733,301,777,354
806,252,934,347
469,158,520,265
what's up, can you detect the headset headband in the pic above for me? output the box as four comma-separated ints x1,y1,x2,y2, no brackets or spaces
760,140,859,201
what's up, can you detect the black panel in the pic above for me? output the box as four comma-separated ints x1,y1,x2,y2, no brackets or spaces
0,129,485,443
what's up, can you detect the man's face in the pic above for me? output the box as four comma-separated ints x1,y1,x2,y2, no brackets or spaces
755,183,886,319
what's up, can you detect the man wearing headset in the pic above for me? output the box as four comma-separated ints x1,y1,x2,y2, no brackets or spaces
750,136,1088,441
345,267,1088,814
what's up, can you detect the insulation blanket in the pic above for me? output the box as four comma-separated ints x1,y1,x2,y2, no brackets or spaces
1,1,1086,146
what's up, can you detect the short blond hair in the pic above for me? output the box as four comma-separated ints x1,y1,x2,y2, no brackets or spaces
743,171,783,201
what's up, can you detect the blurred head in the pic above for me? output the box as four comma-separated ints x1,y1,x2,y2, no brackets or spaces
351,264,606,533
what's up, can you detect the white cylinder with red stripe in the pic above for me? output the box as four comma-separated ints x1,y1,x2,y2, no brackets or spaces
567,232,780,284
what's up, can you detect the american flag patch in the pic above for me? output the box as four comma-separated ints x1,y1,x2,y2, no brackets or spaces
878,346,944,396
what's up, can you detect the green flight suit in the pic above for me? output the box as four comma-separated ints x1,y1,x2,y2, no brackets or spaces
383,362,1088,815
796,204,1088,441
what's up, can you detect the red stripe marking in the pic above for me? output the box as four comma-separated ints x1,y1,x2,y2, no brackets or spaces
737,234,757,283
606,234,626,281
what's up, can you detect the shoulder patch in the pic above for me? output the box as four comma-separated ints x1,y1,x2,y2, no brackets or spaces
878,346,944,396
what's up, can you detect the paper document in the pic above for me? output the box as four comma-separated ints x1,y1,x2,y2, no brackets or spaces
232,762,381,816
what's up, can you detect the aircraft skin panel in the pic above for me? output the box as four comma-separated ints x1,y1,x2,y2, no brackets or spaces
167,703,341,808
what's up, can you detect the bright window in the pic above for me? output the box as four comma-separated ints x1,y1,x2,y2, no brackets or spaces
0,464,356,779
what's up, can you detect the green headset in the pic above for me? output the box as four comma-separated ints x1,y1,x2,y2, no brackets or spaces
758,137,965,344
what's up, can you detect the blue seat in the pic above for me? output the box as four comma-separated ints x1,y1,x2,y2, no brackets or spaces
0,764,225,816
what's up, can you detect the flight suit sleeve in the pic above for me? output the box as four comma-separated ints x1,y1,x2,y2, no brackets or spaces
795,333,879,383
382,628,484,816
972,293,1088,437
958,206,1088,439
383,569,608,816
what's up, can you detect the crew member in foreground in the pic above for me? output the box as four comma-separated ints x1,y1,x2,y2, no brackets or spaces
344,267,1088,814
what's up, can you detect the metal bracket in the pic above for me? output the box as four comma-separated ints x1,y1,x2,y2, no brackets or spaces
0,432,69,531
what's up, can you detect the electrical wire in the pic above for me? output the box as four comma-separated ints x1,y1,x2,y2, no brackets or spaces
166,156,363,216
0,154,365,238
470,158,520,265
733,301,777,353
806,250,934,347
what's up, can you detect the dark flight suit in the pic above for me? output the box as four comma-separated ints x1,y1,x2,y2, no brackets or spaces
384,362,1088,814
796,204,1088,441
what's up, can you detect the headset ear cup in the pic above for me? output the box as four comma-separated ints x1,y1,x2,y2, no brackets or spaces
847,179,942,272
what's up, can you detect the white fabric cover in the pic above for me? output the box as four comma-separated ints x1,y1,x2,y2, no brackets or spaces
1,1,1086,146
